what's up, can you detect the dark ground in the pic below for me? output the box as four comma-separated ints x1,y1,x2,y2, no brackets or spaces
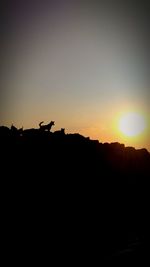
1,126,149,263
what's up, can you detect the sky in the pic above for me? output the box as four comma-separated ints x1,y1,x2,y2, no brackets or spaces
1,0,150,150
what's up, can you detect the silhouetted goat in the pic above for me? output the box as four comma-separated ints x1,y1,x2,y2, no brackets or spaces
39,121,55,131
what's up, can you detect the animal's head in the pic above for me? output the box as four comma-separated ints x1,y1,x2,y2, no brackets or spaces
19,127,23,132
61,128,65,133
11,124,17,130
51,121,55,126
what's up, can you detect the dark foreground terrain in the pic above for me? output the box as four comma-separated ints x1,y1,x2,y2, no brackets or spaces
1,125,150,263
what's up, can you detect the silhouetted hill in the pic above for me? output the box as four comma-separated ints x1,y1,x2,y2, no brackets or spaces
1,125,149,263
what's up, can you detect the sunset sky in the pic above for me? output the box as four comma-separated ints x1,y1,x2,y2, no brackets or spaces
1,0,150,150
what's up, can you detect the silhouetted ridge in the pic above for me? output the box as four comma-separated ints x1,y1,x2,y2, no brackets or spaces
0,123,149,262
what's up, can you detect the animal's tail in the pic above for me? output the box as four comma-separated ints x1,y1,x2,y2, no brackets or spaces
39,121,44,127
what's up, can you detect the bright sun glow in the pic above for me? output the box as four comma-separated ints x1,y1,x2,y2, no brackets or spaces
119,112,147,137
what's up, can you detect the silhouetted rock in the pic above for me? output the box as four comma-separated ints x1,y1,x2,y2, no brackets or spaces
0,126,10,136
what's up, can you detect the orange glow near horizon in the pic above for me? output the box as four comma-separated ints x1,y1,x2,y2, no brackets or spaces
119,112,147,136
76,106,150,151
1,108,150,152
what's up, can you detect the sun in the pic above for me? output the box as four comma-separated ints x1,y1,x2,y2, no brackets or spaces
119,112,147,137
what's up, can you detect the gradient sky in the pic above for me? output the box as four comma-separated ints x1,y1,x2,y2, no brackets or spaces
1,0,150,150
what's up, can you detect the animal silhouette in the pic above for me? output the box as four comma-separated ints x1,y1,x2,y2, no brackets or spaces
11,124,23,135
39,121,55,131
18,127,23,135
54,128,65,135
11,124,18,132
